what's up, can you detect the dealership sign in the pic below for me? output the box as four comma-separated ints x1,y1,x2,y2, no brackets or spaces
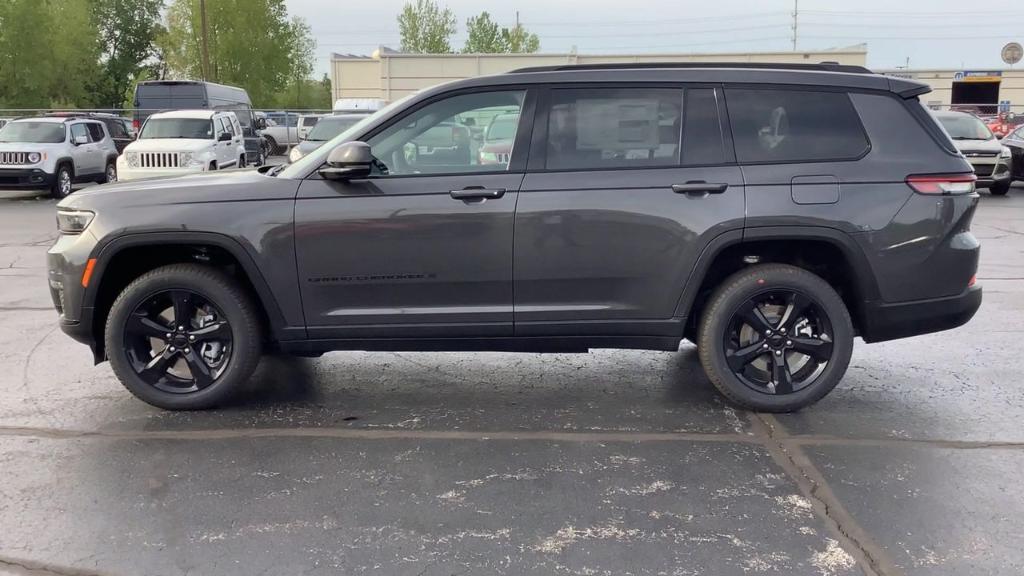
953,70,1003,82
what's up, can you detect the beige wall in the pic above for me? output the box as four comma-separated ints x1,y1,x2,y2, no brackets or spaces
331,49,870,101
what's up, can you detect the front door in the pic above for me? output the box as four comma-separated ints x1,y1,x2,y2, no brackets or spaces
69,123,100,176
295,89,534,339
514,85,745,337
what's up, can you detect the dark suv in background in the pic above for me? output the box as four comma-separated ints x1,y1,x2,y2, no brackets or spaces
47,63,982,412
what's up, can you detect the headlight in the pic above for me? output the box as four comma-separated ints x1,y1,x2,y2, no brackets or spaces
56,210,94,234
125,152,139,168
1000,146,1012,159
179,151,197,167
288,146,304,163
27,152,41,164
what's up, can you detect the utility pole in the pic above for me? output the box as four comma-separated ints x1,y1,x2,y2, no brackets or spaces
199,0,212,81
791,0,798,51
515,10,520,29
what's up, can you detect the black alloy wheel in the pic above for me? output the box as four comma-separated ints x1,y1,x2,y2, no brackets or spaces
123,289,233,393
698,264,853,412
723,290,834,396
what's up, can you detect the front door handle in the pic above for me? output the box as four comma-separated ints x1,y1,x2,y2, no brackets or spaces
450,187,506,200
671,181,729,195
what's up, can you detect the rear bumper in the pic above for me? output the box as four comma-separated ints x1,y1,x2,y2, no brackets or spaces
861,285,982,343
0,168,54,189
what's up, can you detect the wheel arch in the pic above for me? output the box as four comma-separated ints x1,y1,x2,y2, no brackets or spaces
675,226,880,339
85,232,292,360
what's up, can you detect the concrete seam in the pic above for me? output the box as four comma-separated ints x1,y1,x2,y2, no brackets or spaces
750,413,903,576
0,555,110,576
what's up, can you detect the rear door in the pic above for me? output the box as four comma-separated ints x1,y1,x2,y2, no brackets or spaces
514,85,744,337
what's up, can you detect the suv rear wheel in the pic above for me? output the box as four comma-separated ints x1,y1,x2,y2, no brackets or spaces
697,264,853,412
105,264,262,410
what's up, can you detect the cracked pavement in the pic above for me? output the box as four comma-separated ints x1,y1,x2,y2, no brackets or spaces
0,186,1022,575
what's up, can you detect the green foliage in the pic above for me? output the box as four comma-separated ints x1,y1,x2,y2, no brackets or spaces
397,0,457,54
0,0,102,109
88,0,165,109
463,12,539,54
155,0,318,108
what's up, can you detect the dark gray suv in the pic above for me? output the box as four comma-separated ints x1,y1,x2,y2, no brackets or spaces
47,63,982,412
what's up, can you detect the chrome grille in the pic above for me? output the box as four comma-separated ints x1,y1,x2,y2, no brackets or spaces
139,152,179,168
0,152,29,165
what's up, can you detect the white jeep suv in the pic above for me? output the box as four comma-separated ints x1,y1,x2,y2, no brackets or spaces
118,110,247,182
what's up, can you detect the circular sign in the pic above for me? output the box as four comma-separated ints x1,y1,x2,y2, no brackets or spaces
1002,42,1023,65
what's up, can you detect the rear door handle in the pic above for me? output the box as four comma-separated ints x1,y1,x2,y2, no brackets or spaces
671,182,729,195
450,187,506,200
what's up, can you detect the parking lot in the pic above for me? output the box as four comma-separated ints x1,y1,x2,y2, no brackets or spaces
0,184,1021,575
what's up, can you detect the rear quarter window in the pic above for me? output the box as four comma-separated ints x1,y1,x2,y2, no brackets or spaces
726,88,869,163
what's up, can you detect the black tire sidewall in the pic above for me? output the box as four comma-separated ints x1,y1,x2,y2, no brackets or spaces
105,265,261,410
51,165,72,198
698,264,854,412
990,183,1010,195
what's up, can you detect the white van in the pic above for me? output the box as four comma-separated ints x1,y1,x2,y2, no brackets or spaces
118,110,248,181
332,98,386,114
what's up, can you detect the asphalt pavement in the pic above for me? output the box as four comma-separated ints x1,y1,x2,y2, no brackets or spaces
0,182,1021,576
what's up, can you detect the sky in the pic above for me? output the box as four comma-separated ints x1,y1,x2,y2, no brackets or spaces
285,0,1024,77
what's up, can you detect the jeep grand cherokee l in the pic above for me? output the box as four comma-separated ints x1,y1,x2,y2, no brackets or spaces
47,63,982,412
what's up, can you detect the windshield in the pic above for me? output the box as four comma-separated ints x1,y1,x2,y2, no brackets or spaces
306,116,364,142
0,122,65,143
140,118,214,139
278,94,414,179
936,114,993,140
486,116,519,141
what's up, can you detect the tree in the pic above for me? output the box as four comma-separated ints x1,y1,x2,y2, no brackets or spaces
88,0,166,109
397,0,456,54
157,0,317,107
0,0,101,109
502,24,540,54
463,12,539,54
463,12,502,53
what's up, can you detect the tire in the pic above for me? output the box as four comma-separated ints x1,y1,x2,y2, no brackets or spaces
697,264,854,412
238,154,246,169
101,161,117,184
256,146,266,167
50,164,73,199
990,181,1010,196
264,135,280,156
105,264,262,410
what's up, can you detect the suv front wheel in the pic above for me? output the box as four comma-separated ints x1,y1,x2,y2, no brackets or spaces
51,164,73,198
697,264,854,412
105,264,262,410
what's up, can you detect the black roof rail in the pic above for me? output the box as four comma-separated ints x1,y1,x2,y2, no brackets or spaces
508,62,872,74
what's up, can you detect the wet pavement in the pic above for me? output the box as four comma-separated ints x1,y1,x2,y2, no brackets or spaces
0,186,1022,575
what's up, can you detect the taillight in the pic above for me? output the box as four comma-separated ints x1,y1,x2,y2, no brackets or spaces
906,173,976,195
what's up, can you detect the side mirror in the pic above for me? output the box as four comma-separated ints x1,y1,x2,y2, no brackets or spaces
319,141,372,181
73,134,88,145
256,118,267,130
218,132,232,142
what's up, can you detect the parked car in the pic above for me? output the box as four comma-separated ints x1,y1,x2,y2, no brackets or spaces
933,110,1012,195
1000,123,1024,185
288,113,369,163
133,80,266,166
479,112,519,165
117,110,247,182
297,114,324,141
0,116,118,197
0,118,10,130
49,62,982,412
45,112,135,154
262,111,300,155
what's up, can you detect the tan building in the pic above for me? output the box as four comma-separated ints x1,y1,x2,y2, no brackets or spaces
331,46,869,102
879,69,1024,111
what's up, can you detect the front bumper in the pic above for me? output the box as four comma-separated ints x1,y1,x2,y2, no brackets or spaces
861,284,982,343
118,165,206,182
968,159,1011,187
48,229,102,359
0,167,54,189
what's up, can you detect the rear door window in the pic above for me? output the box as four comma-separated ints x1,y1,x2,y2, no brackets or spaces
726,88,869,163
85,122,105,142
545,88,682,170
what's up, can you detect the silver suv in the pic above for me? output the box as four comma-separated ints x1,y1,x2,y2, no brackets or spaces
0,117,119,198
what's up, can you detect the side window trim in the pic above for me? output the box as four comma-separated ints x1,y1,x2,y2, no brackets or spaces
358,87,537,179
